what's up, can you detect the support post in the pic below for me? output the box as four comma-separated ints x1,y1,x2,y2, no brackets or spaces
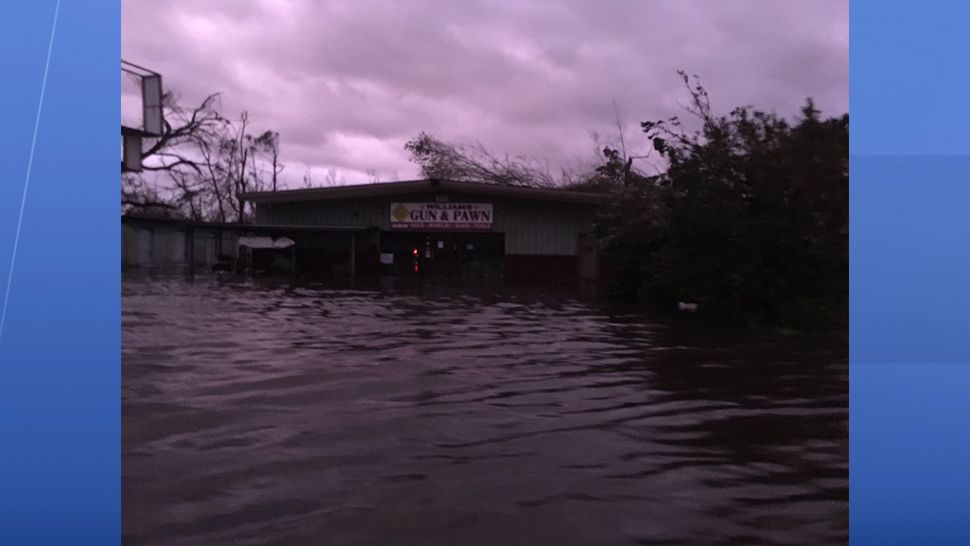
185,226,195,274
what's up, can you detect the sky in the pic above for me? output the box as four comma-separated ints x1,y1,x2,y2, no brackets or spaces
122,0,848,188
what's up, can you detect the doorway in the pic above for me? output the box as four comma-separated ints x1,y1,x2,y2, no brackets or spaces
379,231,505,279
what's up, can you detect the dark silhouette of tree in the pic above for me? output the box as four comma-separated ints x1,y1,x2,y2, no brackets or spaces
122,91,283,223
597,72,848,327
404,132,582,188
252,130,283,192
140,92,224,173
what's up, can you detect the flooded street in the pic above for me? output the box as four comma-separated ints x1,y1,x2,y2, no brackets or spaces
122,274,847,545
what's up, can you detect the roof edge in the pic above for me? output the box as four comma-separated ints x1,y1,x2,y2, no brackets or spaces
240,179,609,205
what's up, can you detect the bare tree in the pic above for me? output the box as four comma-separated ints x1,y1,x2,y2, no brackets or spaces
225,111,252,223
168,169,203,220
121,173,178,216
141,92,225,174
322,167,346,187
123,90,283,222
301,165,320,188
194,134,230,222
252,131,283,191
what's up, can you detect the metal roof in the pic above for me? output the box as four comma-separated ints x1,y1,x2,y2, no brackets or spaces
239,179,609,206
121,215,369,232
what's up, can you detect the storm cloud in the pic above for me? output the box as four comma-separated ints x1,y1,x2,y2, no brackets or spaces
122,0,848,187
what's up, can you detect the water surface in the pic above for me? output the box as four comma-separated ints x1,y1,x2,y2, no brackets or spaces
123,273,847,545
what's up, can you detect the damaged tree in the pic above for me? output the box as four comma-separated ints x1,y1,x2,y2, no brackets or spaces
121,91,283,223
404,132,582,188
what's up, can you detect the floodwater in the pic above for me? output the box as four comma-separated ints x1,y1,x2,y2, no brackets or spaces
122,273,848,546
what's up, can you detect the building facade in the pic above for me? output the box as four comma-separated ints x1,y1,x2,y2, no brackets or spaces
122,216,242,270
242,179,607,284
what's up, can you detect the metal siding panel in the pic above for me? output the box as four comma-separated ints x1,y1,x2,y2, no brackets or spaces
137,228,151,265
255,193,595,255
121,224,137,265
220,232,236,258
527,203,539,254
502,199,582,256
260,198,385,227
150,228,174,265
193,232,216,265
174,232,186,265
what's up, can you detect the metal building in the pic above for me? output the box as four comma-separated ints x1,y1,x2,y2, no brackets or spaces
241,179,607,284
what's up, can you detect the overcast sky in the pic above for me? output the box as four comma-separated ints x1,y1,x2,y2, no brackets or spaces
122,0,847,187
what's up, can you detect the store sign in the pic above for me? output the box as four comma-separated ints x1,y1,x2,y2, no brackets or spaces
390,202,493,230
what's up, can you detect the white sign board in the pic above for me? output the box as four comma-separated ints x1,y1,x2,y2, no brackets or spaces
380,253,394,265
390,202,493,231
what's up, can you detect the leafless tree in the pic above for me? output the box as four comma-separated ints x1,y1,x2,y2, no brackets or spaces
252,131,283,191
140,92,225,174
301,165,315,188
123,90,283,223
322,167,346,187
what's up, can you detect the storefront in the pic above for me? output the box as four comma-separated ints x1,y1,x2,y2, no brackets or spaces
241,178,607,284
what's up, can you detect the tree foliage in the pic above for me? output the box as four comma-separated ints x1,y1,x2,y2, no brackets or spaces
404,132,585,188
597,72,848,327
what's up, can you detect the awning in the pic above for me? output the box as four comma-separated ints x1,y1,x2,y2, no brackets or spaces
273,237,295,249
238,236,295,249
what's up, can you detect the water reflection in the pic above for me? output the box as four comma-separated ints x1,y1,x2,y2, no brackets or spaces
123,272,847,545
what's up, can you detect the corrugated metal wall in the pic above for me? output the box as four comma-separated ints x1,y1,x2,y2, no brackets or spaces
121,222,241,268
121,223,186,267
255,192,595,256
496,199,593,255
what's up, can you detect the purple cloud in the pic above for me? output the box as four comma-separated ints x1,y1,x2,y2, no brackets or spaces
123,0,847,187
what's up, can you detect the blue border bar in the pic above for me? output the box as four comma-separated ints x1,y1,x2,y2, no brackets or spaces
852,1,970,544
2,0,970,543
0,1,120,544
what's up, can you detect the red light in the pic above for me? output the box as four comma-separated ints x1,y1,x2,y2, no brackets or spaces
412,248,419,256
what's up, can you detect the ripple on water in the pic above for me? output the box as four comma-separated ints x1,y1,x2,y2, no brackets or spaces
123,273,847,546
